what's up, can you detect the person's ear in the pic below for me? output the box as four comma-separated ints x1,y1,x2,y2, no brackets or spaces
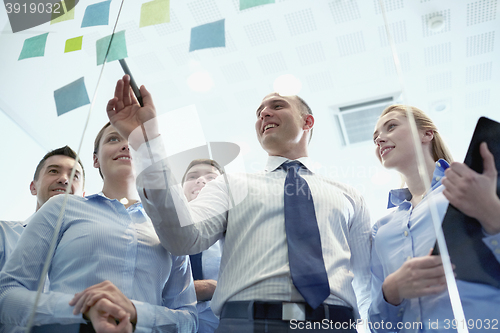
303,114,314,131
422,129,434,143
93,153,100,168
30,181,37,196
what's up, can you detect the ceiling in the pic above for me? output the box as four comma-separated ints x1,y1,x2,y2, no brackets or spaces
1,0,499,222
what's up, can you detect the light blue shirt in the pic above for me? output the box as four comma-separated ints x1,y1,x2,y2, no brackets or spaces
369,160,500,333
0,193,197,333
0,220,25,271
196,241,222,333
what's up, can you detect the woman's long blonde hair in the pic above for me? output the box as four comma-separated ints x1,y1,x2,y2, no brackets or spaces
380,105,453,164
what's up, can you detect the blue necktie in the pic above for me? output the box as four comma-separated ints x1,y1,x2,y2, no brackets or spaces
283,161,330,309
189,253,203,280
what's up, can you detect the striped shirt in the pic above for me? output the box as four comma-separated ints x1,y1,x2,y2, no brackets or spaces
134,137,372,319
0,193,197,332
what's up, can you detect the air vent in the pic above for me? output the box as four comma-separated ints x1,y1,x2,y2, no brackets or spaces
333,94,401,145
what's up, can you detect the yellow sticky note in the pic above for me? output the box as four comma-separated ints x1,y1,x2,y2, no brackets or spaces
139,0,170,28
65,36,83,53
51,0,76,24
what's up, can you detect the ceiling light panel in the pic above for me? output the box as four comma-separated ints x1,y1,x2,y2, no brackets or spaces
304,71,334,93
336,31,366,57
467,0,498,26
374,0,405,14
244,20,277,47
117,21,146,46
378,20,407,47
295,41,327,66
383,52,411,75
426,71,453,92
135,53,165,74
424,42,452,67
167,43,201,66
465,89,491,108
329,0,361,24
422,10,451,37
465,62,493,84
155,10,184,36
220,61,252,84
187,0,223,24
285,8,317,36
258,52,288,75
82,32,101,58
466,31,495,56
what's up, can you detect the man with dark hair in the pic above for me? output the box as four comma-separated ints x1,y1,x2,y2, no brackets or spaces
0,145,85,270
182,159,224,333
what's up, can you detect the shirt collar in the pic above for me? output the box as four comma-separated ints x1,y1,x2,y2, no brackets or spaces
87,192,142,208
387,159,450,209
264,155,315,173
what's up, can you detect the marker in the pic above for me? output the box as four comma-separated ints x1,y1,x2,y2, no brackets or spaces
119,59,143,107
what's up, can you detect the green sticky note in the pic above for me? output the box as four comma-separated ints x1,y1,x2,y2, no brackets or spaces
54,77,91,116
51,0,76,24
95,30,128,66
18,33,49,60
65,36,83,53
189,19,225,52
139,0,170,28
240,0,274,10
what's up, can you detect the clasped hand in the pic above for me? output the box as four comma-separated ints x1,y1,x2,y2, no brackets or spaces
69,280,136,333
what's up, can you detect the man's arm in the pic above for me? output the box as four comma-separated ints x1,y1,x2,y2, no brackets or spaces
0,199,87,327
443,142,500,235
442,142,500,262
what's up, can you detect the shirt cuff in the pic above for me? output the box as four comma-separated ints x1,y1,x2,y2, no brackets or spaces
482,232,500,262
370,286,407,328
131,300,155,333
54,292,87,324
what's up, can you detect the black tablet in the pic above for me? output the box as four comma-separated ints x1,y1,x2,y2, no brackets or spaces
433,117,500,288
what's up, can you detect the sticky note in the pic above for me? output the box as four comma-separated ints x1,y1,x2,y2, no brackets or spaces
95,30,128,65
18,33,49,60
189,19,225,52
64,36,83,53
81,0,111,28
54,77,91,116
139,0,170,28
240,0,275,10
51,0,76,24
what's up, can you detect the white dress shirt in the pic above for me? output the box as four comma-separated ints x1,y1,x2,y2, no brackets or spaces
133,136,372,319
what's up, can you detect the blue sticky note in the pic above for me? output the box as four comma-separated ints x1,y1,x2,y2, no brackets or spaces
54,77,91,116
18,33,49,60
95,30,128,65
81,0,111,28
189,19,225,52
240,0,275,10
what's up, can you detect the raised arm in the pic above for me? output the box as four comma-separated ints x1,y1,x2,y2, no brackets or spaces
106,74,158,150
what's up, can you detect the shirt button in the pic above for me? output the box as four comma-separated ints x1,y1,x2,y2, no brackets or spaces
406,256,412,261
492,240,498,246
404,231,409,237
435,176,441,181
436,161,441,168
